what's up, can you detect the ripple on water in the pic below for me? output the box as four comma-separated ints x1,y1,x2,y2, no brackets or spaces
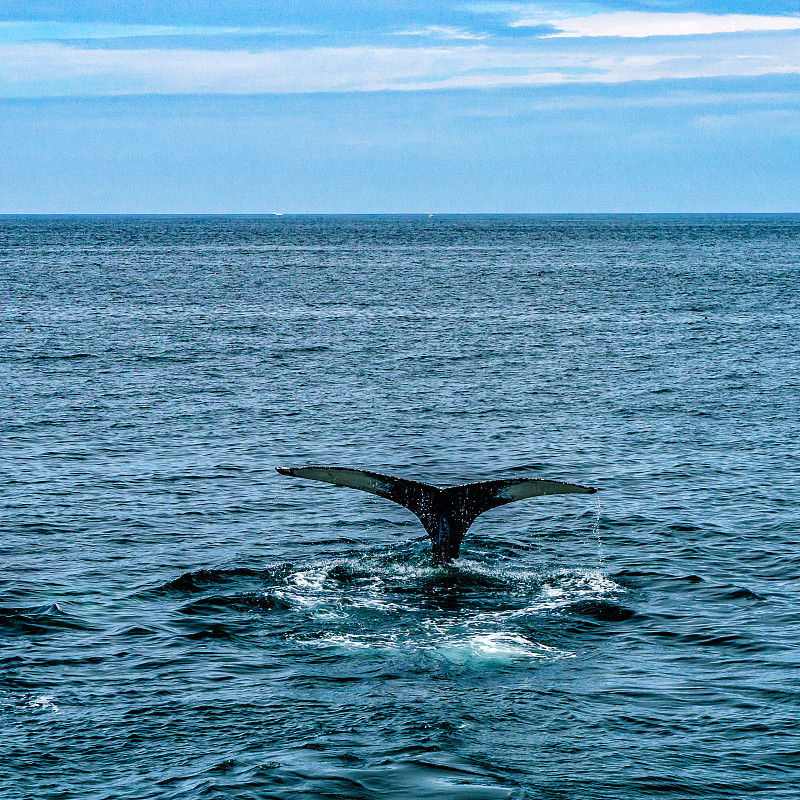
0,603,95,635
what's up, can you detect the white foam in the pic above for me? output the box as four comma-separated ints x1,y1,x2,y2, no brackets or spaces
428,633,573,666
537,568,623,610
282,558,623,661
28,695,59,713
303,625,573,666
276,559,434,616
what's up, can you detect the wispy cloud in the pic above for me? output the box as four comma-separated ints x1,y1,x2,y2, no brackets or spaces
2,37,799,97
2,7,800,97
512,11,800,38
394,25,488,41
0,21,307,44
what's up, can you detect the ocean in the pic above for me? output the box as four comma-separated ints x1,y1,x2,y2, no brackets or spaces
2,214,799,798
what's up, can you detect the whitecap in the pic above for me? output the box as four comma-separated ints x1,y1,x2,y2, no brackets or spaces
28,695,59,714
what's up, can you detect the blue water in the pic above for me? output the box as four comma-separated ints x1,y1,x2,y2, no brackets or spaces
2,215,799,799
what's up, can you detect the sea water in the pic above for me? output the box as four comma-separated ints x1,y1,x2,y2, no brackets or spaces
2,215,799,798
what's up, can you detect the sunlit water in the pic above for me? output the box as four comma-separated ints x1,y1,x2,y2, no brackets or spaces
2,215,799,798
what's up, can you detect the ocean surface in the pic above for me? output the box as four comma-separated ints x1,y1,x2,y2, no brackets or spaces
1,214,799,799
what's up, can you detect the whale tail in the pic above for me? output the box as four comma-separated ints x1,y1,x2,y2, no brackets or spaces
276,466,597,562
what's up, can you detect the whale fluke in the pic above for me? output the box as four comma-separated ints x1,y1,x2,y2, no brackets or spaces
276,466,597,562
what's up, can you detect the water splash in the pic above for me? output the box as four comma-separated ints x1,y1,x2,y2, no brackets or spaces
273,553,623,665
593,495,604,571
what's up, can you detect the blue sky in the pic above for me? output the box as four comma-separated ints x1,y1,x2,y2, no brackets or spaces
1,1,798,212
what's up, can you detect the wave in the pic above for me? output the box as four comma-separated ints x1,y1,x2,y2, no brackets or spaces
562,598,636,622
0,603,94,635
139,565,293,597
177,592,291,615
25,352,96,361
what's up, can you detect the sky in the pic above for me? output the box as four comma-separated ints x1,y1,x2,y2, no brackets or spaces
0,1,798,212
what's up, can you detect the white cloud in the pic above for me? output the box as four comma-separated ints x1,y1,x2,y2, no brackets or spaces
512,11,800,38
1,37,799,97
0,21,306,44
394,25,488,40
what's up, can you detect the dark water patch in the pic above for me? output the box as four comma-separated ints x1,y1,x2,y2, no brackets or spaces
676,631,767,652
562,599,636,622
609,569,707,591
26,352,96,361
667,522,702,533
276,345,332,354
114,624,162,637
636,619,773,654
395,567,508,594
0,603,93,635
178,592,291,615
717,586,765,601
135,353,203,363
606,569,658,587
11,520,88,535
302,537,363,547
174,622,247,641
603,514,659,529
0,668,43,692
166,612,262,641
140,565,293,597
325,564,374,584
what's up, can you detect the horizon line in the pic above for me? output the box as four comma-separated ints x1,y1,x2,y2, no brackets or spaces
2,212,799,218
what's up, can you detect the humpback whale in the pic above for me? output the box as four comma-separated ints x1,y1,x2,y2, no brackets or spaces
276,466,597,562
